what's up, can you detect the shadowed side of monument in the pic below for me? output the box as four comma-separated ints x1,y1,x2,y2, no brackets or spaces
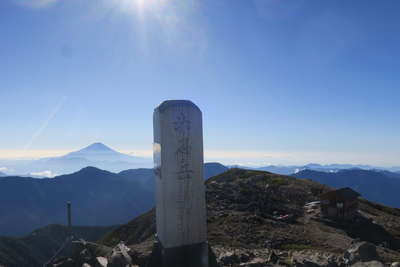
152,100,209,267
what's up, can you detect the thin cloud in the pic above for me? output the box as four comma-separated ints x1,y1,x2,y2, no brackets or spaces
121,149,400,167
0,150,69,159
30,170,57,178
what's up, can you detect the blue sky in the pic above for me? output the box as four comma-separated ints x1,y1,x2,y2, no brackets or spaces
1,0,400,166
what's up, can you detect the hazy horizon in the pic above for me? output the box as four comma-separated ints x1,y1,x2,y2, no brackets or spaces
0,142,399,168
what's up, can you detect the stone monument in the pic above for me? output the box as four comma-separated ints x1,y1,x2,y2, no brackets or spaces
153,100,208,267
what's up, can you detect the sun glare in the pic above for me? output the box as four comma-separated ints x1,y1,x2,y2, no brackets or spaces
115,0,166,15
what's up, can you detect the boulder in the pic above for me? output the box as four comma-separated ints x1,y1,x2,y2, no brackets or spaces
343,242,380,264
350,261,384,267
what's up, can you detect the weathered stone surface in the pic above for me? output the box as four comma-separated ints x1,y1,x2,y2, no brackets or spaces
146,240,220,267
153,100,207,249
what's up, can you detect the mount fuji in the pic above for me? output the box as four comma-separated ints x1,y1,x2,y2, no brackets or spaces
58,142,143,163
0,143,152,177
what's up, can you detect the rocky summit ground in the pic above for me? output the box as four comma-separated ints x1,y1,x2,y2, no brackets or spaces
6,168,400,267
55,168,400,267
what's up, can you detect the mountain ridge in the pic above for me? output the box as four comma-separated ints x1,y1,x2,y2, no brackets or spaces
293,169,400,208
0,163,228,236
255,163,400,175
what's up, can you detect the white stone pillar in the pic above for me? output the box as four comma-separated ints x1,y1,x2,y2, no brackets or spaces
153,100,208,267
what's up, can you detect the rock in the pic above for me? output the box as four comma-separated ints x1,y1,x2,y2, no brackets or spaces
80,248,93,262
219,251,241,265
350,261,384,267
108,251,130,267
240,257,269,266
268,251,279,264
96,257,108,267
392,263,400,267
52,258,76,267
82,264,92,267
108,242,133,267
343,242,379,264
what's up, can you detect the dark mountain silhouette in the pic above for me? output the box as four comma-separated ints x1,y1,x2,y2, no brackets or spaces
0,163,227,237
0,224,115,267
116,162,229,209
292,169,400,208
0,167,150,236
203,162,229,179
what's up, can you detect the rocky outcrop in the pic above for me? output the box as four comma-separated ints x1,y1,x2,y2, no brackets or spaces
343,242,380,264
49,169,400,267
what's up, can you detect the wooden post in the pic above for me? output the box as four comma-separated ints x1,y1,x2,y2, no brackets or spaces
67,201,72,228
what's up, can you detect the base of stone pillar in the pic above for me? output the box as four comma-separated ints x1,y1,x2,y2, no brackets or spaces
160,241,209,267
146,237,221,267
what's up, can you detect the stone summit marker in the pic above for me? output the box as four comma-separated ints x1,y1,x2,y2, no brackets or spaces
153,100,208,267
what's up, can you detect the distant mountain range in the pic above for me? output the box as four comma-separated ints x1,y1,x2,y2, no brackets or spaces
2,142,400,177
254,163,400,175
0,143,153,177
0,163,228,237
293,169,400,208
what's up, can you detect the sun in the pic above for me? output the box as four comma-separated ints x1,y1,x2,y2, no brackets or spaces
115,0,165,14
